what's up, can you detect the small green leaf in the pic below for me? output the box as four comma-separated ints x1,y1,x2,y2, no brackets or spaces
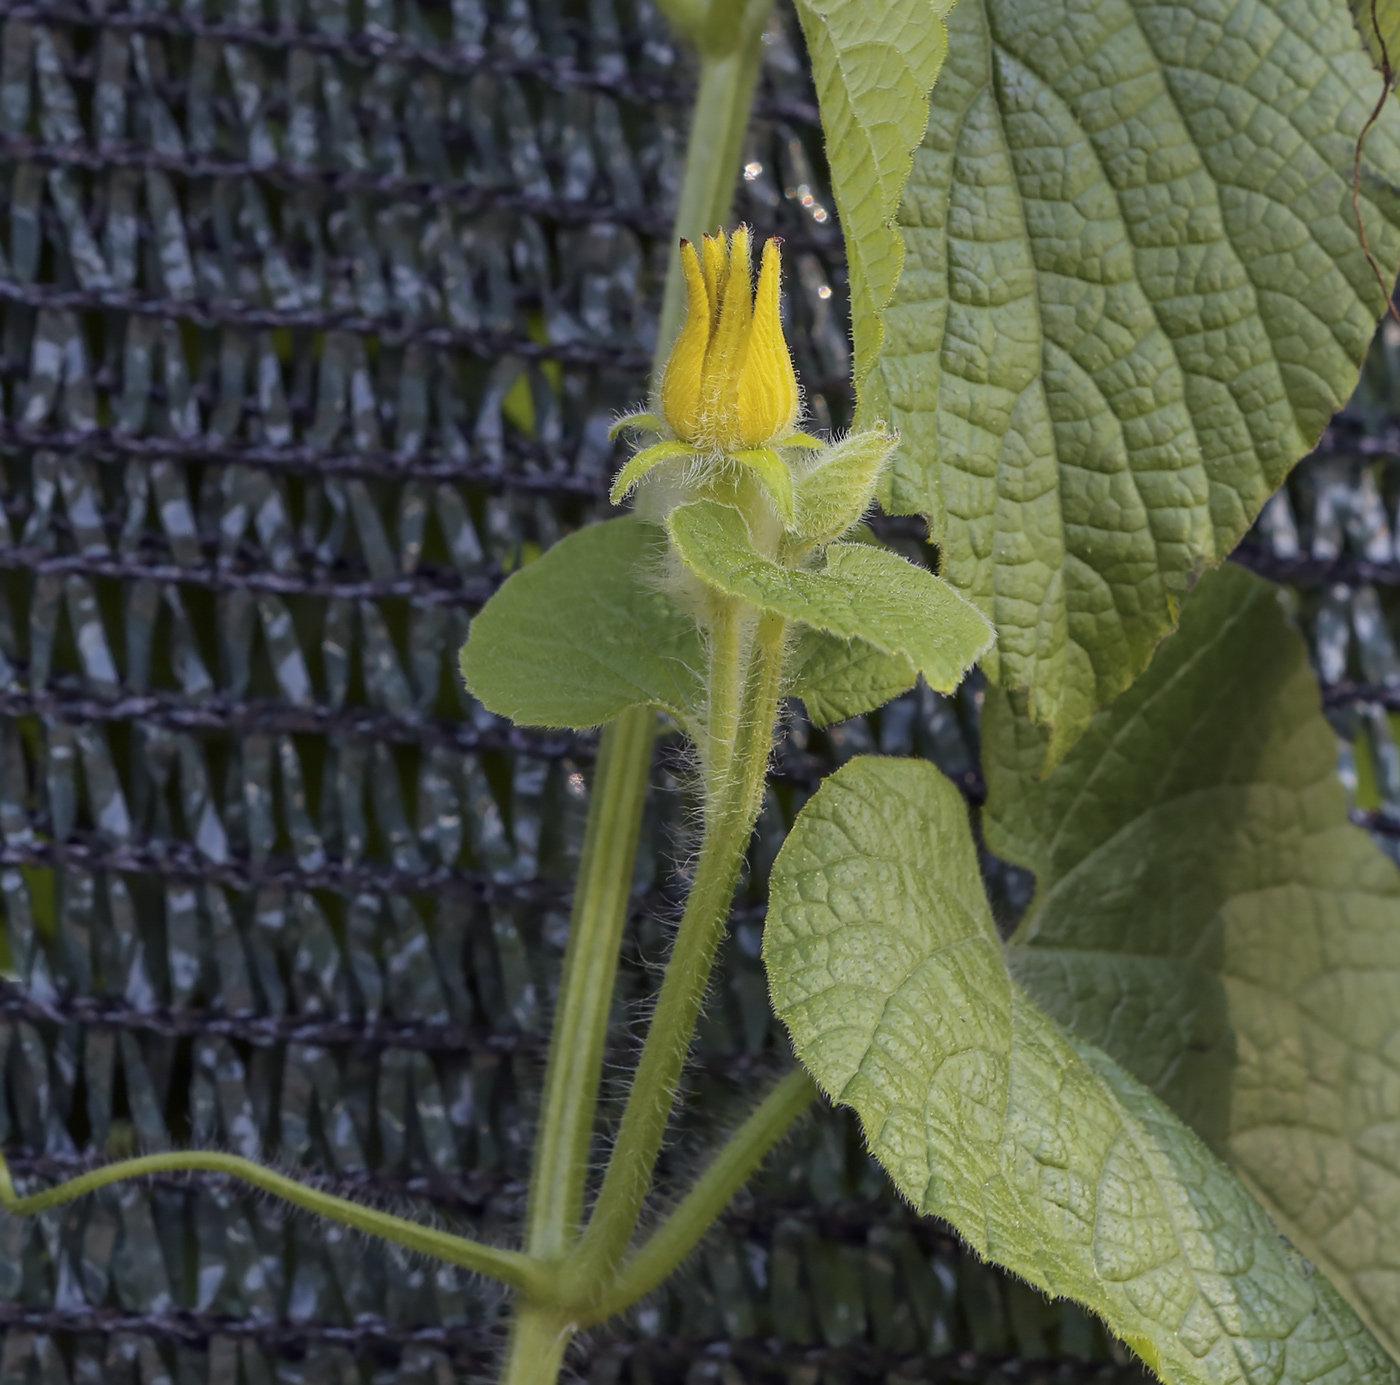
1349,0,1400,76
784,627,916,727
733,446,796,526
666,499,993,693
983,563,1400,1353
791,429,897,548
766,756,1400,1385
783,431,827,450
868,0,1400,767
460,517,703,731
794,0,954,401
609,440,696,506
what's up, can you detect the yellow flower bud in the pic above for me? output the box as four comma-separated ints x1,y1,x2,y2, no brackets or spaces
658,227,800,453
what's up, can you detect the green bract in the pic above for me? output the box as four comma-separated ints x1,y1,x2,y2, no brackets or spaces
765,756,1400,1383
820,0,1400,766
984,563,1400,1354
789,430,900,552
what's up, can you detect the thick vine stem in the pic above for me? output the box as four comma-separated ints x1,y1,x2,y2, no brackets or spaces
561,610,789,1306
0,1147,550,1297
499,1305,579,1385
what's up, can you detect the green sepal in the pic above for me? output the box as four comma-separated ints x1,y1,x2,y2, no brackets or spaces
460,517,703,732
607,411,667,440
732,447,796,526
790,429,896,548
765,756,1400,1384
609,439,697,506
666,498,992,694
784,627,916,726
781,431,827,450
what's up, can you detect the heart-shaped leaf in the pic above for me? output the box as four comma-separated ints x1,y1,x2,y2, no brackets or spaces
766,755,1400,1384
984,563,1400,1353
855,0,1400,766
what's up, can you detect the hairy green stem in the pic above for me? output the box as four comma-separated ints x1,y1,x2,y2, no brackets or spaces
499,1305,578,1385
584,1066,816,1324
525,709,658,1263
563,612,788,1303
0,1148,550,1297
703,594,747,792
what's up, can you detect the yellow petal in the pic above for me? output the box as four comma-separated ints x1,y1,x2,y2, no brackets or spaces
660,239,710,442
701,230,728,331
700,225,752,450
737,238,800,448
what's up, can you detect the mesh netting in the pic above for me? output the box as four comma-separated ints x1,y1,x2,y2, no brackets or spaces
0,4,1397,1384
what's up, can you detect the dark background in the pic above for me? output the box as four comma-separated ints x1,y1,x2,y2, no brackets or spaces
0,3,1396,1383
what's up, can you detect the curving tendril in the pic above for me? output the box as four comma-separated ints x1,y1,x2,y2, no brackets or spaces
0,1145,551,1297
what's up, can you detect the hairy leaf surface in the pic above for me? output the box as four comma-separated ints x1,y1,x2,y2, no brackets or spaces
766,756,1400,1383
460,517,702,730
984,563,1400,1353
869,0,1400,765
784,627,917,726
794,0,954,397
667,499,992,693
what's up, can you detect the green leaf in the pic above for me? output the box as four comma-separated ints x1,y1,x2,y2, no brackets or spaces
868,0,1400,767
766,756,1400,1384
666,499,993,693
790,429,898,549
794,0,955,400
460,517,703,731
1349,0,1400,77
784,627,916,726
983,562,1400,1354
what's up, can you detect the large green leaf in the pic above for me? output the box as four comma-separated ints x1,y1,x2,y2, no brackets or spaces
766,756,1400,1384
983,563,1400,1354
794,0,954,397
865,0,1400,767
667,499,993,693
460,517,703,731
